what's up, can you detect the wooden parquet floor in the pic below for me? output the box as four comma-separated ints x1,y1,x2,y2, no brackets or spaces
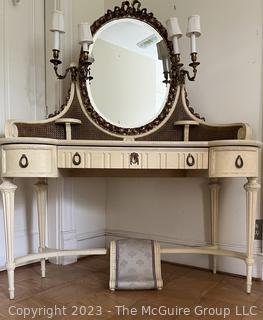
0,256,263,319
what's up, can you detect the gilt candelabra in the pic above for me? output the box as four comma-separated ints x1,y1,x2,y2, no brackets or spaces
49,1,201,86
49,12,93,82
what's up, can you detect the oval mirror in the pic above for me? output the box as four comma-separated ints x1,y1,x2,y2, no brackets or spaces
87,18,171,129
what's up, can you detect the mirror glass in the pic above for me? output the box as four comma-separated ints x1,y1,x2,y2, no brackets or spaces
87,18,170,129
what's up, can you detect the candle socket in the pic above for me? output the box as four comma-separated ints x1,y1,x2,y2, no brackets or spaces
162,71,171,86
79,51,90,66
191,52,197,62
172,54,183,69
189,52,200,75
79,51,93,82
173,54,183,79
175,53,181,64
50,49,62,66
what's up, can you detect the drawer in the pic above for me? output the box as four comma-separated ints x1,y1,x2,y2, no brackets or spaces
209,146,259,177
1,145,58,177
58,147,208,170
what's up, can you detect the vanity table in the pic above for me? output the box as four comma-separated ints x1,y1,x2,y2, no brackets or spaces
0,0,261,300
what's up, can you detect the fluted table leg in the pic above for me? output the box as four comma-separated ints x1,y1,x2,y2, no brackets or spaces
35,178,48,278
244,177,260,294
209,178,220,274
0,179,17,299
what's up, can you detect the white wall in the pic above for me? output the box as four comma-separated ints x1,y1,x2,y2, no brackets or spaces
104,0,263,276
0,0,46,269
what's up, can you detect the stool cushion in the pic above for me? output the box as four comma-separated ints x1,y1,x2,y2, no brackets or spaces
109,239,163,290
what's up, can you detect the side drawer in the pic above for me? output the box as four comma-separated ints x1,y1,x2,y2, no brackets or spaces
58,148,208,170
1,145,58,177
209,146,259,177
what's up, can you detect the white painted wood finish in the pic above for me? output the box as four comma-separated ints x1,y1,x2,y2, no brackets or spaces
0,137,261,298
244,178,260,293
1,145,58,178
209,178,220,274
34,178,48,278
209,147,259,178
0,179,17,300
0,142,259,177
58,147,208,170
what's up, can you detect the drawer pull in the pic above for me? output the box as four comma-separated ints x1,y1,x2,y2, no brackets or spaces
130,152,139,166
235,155,244,169
72,152,82,166
186,154,195,167
19,154,29,168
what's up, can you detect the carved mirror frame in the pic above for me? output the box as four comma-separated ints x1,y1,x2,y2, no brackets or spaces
78,0,178,137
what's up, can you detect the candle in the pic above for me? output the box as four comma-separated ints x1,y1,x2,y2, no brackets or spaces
157,41,168,59
53,31,60,50
78,23,93,51
172,37,180,55
50,10,65,51
166,17,182,54
186,15,201,53
157,41,169,73
191,34,197,53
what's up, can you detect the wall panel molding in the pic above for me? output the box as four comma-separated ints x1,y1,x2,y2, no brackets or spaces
0,0,46,269
0,0,9,133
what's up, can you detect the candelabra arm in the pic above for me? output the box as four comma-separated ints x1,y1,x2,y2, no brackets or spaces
175,52,200,83
186,52,200,82
183,69,198,82
53,66,70,80
50,50,78,81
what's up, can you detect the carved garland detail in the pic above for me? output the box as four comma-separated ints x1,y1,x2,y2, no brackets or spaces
78,0,178,137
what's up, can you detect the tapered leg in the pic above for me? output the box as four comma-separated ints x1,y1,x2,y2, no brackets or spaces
34,178,48,278
209,178,220,274
0,179,17,299
244,177,260,294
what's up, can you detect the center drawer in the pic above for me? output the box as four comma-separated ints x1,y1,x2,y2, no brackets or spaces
58,147,208,170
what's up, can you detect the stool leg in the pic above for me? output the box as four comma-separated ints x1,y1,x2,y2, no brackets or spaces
209,178,220,274
0,179,17,299
35,178,48,278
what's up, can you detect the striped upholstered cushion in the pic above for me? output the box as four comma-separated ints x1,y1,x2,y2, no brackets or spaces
109,239,163,290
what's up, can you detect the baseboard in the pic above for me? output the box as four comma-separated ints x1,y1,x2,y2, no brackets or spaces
77,229,105,241
50,229,106,266
76,230,106,262
105,229,262,278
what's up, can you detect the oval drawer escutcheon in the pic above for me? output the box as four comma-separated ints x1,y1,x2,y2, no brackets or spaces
186,154,195,167
72,152,82,166
19,154,29,169
235,155,244,169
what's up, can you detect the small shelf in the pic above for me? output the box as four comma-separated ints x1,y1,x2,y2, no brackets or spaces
55,118,82,140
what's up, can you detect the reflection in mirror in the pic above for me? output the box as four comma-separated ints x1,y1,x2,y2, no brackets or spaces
87,19,170,129
157,40,171,85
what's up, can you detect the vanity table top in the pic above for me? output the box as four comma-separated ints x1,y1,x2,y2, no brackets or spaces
0,137,261,148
